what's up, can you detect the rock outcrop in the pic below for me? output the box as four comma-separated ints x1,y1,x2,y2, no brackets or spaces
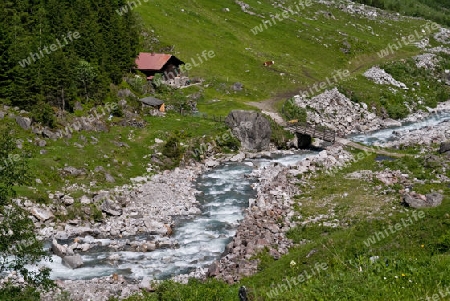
62,254,84,269
15,116,32,130
364,66,408,89
293,88,389,135
225,110,272,151
414,53,438,69
434,27,450,45
402,192,444,208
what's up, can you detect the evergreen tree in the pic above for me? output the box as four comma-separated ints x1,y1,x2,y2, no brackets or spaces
0,0,140,109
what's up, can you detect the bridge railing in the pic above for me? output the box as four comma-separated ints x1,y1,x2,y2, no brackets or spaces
287,121,336,143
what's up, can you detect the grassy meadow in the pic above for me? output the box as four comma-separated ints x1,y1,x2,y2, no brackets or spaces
134,0,448,114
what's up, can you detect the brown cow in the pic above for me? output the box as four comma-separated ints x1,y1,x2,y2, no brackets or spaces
263,60,274,66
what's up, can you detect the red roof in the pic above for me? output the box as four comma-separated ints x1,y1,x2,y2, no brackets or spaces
135,53,173,71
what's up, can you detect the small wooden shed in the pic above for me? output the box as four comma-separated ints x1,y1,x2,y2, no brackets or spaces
140,96,165,112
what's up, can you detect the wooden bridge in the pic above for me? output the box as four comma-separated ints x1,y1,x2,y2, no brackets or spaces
285,121,408,157
285,121,336,143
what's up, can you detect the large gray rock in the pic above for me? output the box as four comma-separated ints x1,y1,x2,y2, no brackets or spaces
51,239,67,257
402,192,443,208
36,139,46,147
62,254,83,269
225,110,271,151
230,152,245,162
139,277,155,291
30,207,54,222
80,195,91,205
62,166,86,176
105,173,116,183
231,82,243,91
205,159,219,168
64,225,97,238
62,195,74,206
425,192,444,207
93,191,109,202
143,219,168,236
42,128,57,139
101,200,122,216
15,116,32,130
207,261,220,277
117,89,135,99
439,141,450,154
364,66,408,89
402,193,427,208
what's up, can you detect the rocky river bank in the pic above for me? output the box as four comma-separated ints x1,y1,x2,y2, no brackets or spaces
33,145,352,300
19,164,208,300
208,146,354,284
20,164,207,278
351,100,450,149
380,119,450,149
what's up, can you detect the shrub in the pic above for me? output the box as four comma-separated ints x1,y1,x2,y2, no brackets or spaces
31,102,57,128
380,91,409,119
90,204,104,222
437,88,450,103
111,104,124,117
163,136,183,160
217,134,240,152
385,102,409,119
266,116,293,149
282,98,307,122
338,86,360,103
0,286,40,301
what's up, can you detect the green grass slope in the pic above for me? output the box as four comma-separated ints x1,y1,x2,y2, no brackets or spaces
135,0,441,110
355,0,450,27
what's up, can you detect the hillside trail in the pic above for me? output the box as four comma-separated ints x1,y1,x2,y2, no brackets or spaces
248,98,286,126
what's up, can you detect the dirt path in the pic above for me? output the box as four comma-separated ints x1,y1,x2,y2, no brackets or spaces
248,98,287,126
247,98,280,113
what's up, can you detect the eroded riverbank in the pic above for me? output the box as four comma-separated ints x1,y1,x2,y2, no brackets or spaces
38,150,321,300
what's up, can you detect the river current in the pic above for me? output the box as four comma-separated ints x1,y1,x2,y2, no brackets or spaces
41,111,450,280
